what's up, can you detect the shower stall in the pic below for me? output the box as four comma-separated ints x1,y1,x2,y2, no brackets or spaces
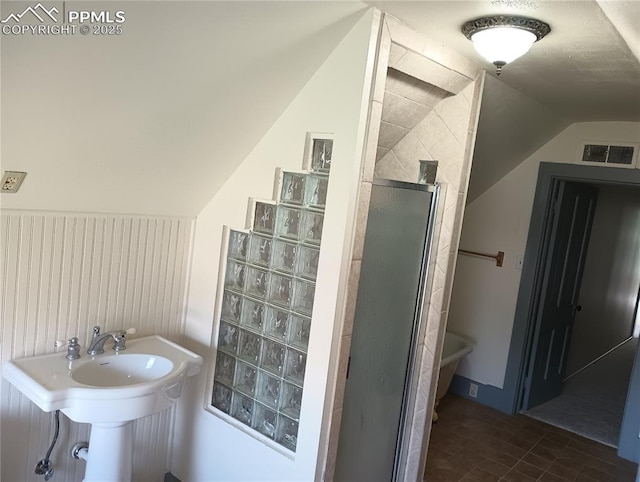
335,179,439,481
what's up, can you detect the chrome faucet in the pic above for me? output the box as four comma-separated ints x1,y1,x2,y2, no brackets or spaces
87,326,134,356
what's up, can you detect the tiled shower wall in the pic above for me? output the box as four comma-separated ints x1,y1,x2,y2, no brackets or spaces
378,78,484,482
0,211,193,482
323,13,484,482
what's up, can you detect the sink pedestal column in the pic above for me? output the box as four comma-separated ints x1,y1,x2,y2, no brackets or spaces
84,422,133,482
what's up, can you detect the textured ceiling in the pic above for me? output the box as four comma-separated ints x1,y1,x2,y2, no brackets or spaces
367,0,640,199
368,0,640,121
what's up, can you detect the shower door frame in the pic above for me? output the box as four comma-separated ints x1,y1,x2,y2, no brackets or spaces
393,180,440,479
334,179,440,482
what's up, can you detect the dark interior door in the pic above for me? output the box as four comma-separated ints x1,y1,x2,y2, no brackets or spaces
524,181,598,410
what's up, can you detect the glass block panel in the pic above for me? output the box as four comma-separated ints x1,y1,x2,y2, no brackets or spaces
288,314,311,352
244,266,269,300
301,210,324,245
231,391,254,426
275,206,302,241
295,245,319,280
240,298,264,334
264,305,289,343
285,348,306,386
418,160,438,185
252,402,278,439
248,234,272,267
209,143,333,453
218,321,239,355
279,381,303,420
254,202,276,235
292,278,315,316
227,230,248,261
212,381,232,414
268,272,293,308
238,329,262,365
311,138,332,173
276,414,299,451
304,174,328,209
261,339,286,376
220,290,243,324
233,360,258,397
256,369,281,410
271,239,297,274
280,172,306,206
214,351,235,386
224,259,246,293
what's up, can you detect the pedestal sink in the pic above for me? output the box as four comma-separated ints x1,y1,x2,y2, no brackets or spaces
2,335,203,482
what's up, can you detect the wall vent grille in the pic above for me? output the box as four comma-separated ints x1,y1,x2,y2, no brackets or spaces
581,142,638,166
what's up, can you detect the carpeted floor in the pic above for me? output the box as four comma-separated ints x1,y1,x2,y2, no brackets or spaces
523,338,638,447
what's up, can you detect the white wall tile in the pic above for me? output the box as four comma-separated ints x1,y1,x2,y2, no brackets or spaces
391,133,432,181
385,69,448,108
382,92,431,130
378,121,409,149
352,183,373,261
374,150,409,181
342,260,362,337
365,101,384,176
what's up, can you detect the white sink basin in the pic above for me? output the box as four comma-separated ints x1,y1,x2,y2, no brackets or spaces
71,353,174,387
2,335,202,424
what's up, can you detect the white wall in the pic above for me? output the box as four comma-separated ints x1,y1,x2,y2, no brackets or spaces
447,121,640,388
0,211,192,482
172,10,375,481
1,1,367,217
467,75,570,202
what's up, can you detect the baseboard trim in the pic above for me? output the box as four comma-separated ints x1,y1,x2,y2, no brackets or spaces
449,374,513,414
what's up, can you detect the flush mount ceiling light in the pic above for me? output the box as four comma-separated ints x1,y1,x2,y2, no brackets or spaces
462,16,551,75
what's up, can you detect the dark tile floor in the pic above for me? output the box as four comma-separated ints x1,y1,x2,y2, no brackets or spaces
424,395,638,482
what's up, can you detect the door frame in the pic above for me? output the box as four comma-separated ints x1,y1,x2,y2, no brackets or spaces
503,162,640,415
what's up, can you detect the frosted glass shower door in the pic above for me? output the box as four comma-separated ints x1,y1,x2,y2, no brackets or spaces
335,179,436,482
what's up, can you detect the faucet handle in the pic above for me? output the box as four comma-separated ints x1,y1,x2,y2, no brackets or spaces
113,329,135,352
66,337,81,361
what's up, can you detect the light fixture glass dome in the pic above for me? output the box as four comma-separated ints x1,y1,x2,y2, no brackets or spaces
462,16,551,75
471,27,537,65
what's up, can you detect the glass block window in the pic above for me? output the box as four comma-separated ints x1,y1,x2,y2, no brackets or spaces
209,136,333,453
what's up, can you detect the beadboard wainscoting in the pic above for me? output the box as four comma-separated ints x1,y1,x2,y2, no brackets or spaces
0,211,194,482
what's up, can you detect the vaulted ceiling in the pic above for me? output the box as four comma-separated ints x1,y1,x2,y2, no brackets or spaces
367,0,640,200
0,2,367,216
3,1,639,214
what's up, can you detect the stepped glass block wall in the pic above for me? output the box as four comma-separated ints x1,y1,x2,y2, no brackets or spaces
209,137,332,452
